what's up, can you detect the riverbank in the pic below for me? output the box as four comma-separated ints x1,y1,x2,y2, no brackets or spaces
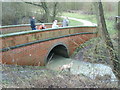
1,51,118,88
1,63,118,88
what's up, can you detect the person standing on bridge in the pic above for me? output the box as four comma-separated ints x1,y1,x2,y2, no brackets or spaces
62,17,69,27
52,20,59,28
30,16,36,30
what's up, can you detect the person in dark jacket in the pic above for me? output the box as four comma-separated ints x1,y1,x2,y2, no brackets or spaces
30,16,36,30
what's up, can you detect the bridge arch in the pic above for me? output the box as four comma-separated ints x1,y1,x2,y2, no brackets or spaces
45,43,69,64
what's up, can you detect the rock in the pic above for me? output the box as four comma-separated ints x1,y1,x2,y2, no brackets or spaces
95,74,111,82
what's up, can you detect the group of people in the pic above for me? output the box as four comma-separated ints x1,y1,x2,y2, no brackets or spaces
30,16,69,30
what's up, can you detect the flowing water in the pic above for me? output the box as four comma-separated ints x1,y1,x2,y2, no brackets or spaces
46,55,117,81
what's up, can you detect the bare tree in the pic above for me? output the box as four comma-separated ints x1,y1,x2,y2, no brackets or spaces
52,2,58,21
41,2,50,22
118,1,120,38
95,1,120,85
0,2,2,26
24,2,60,23
117,2,120,30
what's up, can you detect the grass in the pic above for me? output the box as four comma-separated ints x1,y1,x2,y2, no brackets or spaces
2,64,46,72
69,19,83,26
62,12,118,35
62,12,97,24
57,16,83,26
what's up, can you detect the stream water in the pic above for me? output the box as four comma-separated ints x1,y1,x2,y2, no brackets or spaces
46,55,117,81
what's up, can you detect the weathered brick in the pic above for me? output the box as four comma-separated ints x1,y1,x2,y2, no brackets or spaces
0,26,97,66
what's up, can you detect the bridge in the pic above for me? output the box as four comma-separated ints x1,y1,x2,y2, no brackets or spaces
0,23,61,34
0,24,97,66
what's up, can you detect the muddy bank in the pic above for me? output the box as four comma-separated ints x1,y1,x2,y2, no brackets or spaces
1,57,118,88
1,58,118,88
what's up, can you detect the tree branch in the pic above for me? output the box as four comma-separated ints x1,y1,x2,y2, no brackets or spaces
23,1,43,8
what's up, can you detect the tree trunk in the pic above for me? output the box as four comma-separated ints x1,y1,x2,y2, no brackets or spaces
94,2,102,37
24,2,60,23
0,2,2,26
118,1,120,86
52,2,58,21
24,2,50,23
118,1,120,22
97,1,120,85
41,2,50,23
93,2,102,55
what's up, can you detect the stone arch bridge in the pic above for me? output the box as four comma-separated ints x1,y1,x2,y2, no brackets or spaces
0,24,97,66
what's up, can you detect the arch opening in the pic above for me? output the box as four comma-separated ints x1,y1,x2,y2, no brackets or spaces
46,45,69,63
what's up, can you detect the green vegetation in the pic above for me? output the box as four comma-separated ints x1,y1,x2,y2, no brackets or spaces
62,12,117,35
62,12,97,23
69,19,83,26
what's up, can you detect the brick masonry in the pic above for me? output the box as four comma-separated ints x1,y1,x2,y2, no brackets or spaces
0,26,97,66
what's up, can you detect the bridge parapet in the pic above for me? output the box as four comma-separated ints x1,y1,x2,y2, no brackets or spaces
0,23,61,34
0,26,97,50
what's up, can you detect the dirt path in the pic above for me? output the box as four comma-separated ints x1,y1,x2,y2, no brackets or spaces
61,16,97,26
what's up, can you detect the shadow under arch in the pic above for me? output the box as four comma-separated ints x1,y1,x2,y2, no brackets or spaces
45,43,69,64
